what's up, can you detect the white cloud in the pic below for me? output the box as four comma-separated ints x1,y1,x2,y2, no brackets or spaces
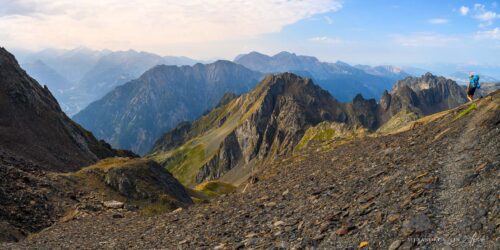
428,18,448,24
475,27,500,39
309,36,342,44
0,0,342,53
472,3,499,25
391,33,458,47
460,6,470,16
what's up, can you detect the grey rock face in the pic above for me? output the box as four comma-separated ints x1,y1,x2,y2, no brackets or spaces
83,159,193,206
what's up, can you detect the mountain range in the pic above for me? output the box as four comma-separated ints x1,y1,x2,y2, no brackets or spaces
73,60,263,155
149,72,468,188
234,51,410,101
15,48,202,115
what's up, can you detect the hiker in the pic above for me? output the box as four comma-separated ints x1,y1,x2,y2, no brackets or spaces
467,72,480,102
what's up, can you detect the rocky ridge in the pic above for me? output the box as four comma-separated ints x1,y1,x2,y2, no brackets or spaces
150,73,373,187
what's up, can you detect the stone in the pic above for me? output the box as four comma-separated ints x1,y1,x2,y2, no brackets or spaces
402,213,433,234
387,213,400,223
112,213,124,219
335,228,348,236
103,200,124,209
274,221,285,227
460,173,479,187
388,240,402,250
266,202,277,207
213,243,226,250
172,207,183,213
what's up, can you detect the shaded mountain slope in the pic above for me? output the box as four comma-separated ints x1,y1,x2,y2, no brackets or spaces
74,60,262,155
10,90,499,249
0,47,133,172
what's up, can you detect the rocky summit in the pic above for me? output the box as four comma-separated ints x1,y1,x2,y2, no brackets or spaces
7,89,499,249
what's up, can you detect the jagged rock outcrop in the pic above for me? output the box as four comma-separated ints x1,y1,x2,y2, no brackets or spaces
74,60,262,154
0,47,134,172
378,73,468,126
77,158,193,206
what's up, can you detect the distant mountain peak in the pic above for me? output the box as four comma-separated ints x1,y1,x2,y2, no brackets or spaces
273,51,295,57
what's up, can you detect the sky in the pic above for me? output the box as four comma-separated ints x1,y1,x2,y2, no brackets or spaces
1,0,500,67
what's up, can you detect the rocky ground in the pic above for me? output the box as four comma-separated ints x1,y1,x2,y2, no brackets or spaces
4,93,499,249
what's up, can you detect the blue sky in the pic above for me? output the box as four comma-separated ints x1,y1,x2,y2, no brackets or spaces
253,0,500,67
1,0,499,69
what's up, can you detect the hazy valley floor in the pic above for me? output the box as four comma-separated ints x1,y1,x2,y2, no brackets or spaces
4,94,500,249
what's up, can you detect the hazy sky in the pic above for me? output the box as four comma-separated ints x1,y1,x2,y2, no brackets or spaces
1,0,499,66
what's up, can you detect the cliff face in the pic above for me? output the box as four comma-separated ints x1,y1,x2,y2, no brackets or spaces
0,47,133,172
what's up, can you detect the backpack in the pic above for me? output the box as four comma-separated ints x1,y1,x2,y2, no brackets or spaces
470,75,480,88
473,75,480,89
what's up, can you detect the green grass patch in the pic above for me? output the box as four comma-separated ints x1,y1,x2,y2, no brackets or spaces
296,123,336,151
163,144,207,187
377,109,419,134
140,202,175,216
453,103,477,122
193,181,236,198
